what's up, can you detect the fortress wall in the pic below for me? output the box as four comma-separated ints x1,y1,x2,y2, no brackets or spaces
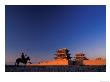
37,59,68,65
83,60,106,65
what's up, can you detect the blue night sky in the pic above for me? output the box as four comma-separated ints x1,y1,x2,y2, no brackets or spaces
5,5,106,64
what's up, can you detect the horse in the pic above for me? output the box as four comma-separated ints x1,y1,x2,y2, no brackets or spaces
15,56,32,66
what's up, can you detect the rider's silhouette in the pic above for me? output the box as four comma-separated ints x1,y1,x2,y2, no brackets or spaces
21,52,25,60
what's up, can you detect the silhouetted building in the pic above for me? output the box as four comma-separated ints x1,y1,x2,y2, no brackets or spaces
54,48,72,60
73,53,88,65
83,57,106,65
73,53,106,65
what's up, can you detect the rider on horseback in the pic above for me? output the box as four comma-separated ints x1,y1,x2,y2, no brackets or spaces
15,52,32,66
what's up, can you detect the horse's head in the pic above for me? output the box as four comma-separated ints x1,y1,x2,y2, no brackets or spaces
26,56,30,61
26,56,32,64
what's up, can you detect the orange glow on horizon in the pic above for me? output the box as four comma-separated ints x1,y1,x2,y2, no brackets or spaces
29,58,106,66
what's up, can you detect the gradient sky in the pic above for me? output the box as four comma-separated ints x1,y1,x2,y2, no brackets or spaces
5,5,106,64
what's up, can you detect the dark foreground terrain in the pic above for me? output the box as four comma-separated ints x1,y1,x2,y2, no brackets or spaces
5,65,106,72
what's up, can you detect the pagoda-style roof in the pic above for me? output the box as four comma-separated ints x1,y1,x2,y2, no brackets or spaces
54,48,72,60
74,52,88,60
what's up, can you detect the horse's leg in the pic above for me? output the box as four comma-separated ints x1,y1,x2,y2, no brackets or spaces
17,61,19,67
28,61,32,64
24,62,27,66
15,60,18,66
28,59,32,64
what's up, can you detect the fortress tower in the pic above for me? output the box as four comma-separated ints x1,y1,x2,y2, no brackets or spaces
74,53,88,65
54,48,72,60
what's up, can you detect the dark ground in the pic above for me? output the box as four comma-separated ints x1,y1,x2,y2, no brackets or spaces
5,65,106,72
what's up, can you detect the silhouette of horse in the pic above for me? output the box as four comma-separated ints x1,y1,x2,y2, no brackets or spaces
15,56,32,66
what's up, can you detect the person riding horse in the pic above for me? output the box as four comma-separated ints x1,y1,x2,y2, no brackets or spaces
15,52,32,66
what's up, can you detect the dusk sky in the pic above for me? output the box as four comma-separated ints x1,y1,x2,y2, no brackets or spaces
5,5,106,64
